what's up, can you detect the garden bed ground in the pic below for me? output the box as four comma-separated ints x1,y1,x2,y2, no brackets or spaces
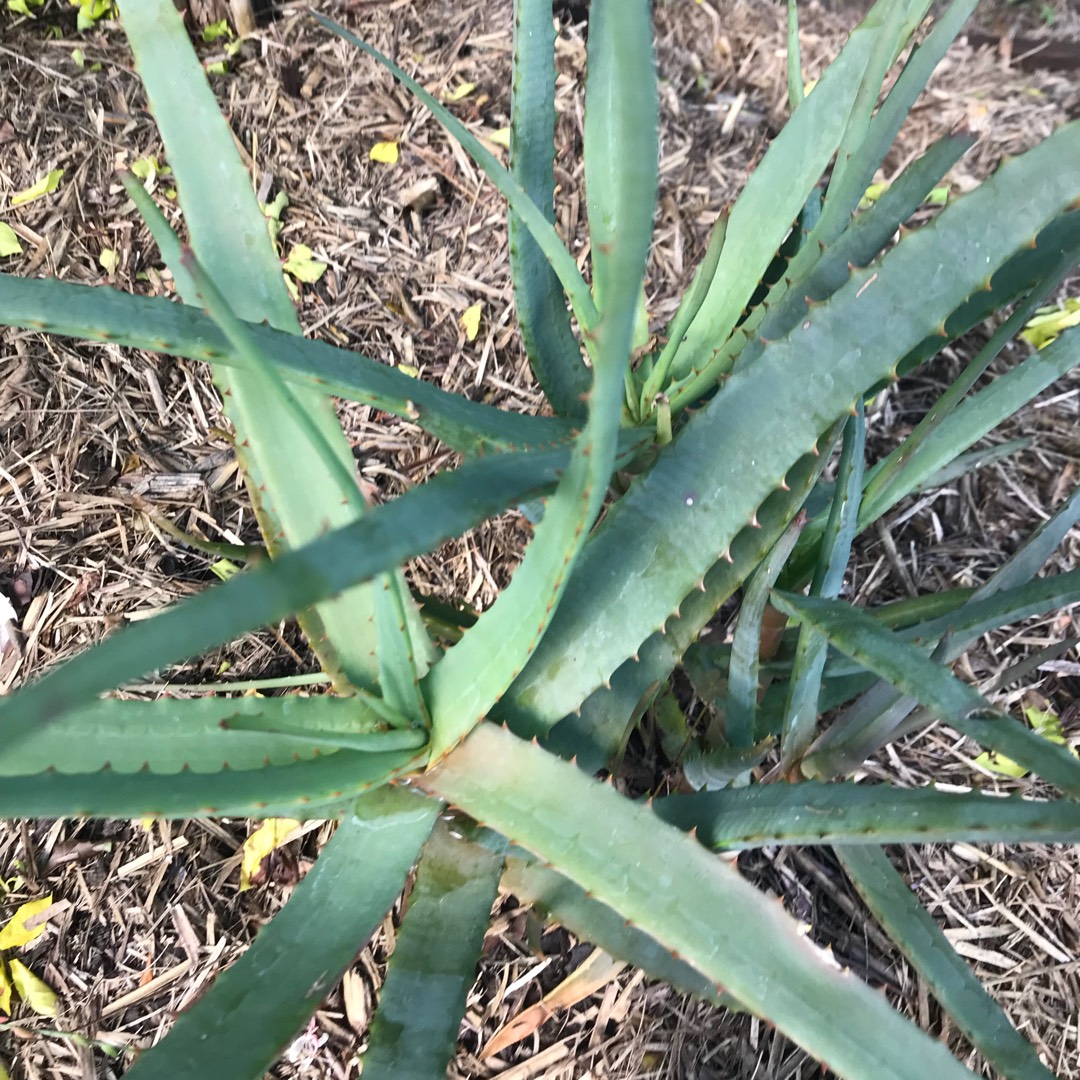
2,0,1080,1076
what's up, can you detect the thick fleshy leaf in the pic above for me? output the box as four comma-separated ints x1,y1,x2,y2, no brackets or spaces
508,0,590,415
773,591,1080,798
0,695,423,777
0,275,578,455
421,724,978,1080
652,781,1080,849
361,824,501,1079
501,122,1080,736
666,0,929,383
837,846,1054,1080
120,0,388,690
123,789,439,1080
0,447,566,748
422,0,658,760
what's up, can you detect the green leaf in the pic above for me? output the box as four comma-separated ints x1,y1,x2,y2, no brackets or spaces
781,402,865,768
313,11,596,335
501,119,1080,731
772,591,1080,798
508,0,590,416
0,694,422,777
0,275,579,455
666,0,922,383
726,515,806,748
522,441,834,767
119,0,390,691
0,445,567,747
785,0,803,112
0,745,422,820
861,249,1080,525
690,129,976,404
973,703,1077,778
652,780,1080,849
501,858,732,1008
422,0,658,761
837,846,1054,1080
124,789,439,1080
361,824,501,1079
421,724,978,1080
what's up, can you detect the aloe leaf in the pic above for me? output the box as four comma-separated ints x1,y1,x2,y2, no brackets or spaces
538,447,832,771
583,1,653,316
0,447,567,745
124,167,436,720
726,515,806,748
666,0,922,383
820,0,974,241
313,11,596,335
652,780,1080,849
221,715,427,753
824,0,927,201
772,591,1080,798
362,824,501,1079
882,209,1080,387
125,176,362,506
672,128,976,405
786,0,804,112
373,575,433,726
501,859,732,1008
862,246,1080,521
0,745,422,820
806,546,1080,778
781,403,865,768
982,479,1080,598
0,275,578,455
899,566,1080,648
422,0,658,761
120,1,390,691
509,0,590,416
420,723,978,1080
0,694,422,776
640,212,727,417
836,845,1054,1080
787,268,1080,591
502,122,1080,734
124,789,438,1080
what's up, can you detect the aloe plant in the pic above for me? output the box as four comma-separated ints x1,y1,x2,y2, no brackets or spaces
2,0,1079,1076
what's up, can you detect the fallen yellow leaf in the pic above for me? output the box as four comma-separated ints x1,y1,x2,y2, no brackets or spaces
487,127,511,149
8,959,58,1017
460,303,482,342
0,895,52,950
369,141,399,165
283,243,328,285
0,223,22,257
0,958,12,1015
11,168,63,208
441,81,475,102
241,819,301,891
1021,299,1080,351
99,248,119,276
